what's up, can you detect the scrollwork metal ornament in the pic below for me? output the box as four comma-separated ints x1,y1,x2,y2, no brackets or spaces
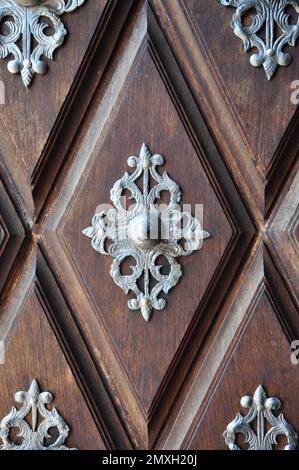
83,143,210,322
224,385,298,450
219,0,299,80
0,379,76,450
0,0,85,87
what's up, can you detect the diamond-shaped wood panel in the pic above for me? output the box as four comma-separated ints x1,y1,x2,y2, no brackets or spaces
0,0,297,451
0,281,107,450
0,176,25,293
268,168,299,302
158,245,299,449
0,0,109,177
152,0,299,217
39,1,254,447
188,283,299,450
181,0,299,179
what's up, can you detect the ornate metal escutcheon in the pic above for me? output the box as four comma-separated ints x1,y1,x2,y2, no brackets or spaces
224,385,298,450
83,143,210,322
219,1,299,80
0,0,85,87
0,379,76,450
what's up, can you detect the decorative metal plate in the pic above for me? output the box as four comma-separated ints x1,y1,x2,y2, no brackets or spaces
0,379,76,450
224,385,298,450
219,0,299,80
0,0,85,87
83,143,210,322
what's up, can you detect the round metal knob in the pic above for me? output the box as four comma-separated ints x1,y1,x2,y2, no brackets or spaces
127,213,163,250
14,1,46,7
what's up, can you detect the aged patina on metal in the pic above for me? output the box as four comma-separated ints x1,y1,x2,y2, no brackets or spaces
83,143,210,322
0,0,85,86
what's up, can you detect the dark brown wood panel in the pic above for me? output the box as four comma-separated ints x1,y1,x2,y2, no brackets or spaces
38,1,255,448
0,1,110,178
0,0,298,450
0,282,107,450
187,281,299,450
181,0,299,179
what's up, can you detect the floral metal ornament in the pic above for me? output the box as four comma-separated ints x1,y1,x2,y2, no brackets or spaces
83,143,210,322
219,0,299,80
0,379,76,450
0,0,85,87
224,385,298,450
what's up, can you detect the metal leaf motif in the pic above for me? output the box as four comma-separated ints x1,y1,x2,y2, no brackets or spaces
0,0,85,87
224,385,298,450
219,0,299,79
0,380,76,450
83,143,210,322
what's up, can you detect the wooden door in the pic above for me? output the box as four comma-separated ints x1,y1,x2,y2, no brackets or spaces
0,0,298,450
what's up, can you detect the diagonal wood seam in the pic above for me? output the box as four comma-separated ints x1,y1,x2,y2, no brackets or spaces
1,0,151,450
39,232,147,448
157,241,299,449
287,206,299,253
0,165,29,315
36,246,133,449
0,0,296,452
178,0,299,185
35,0,253,444
267,168,299,303
34,265,113,450
0,214,9,257
0,151,34,228
150,0,265,220
179,0,264,179
151,0,299,224
0,241,35,346
32,0,135,220
31,0,120,188
0,240,128,449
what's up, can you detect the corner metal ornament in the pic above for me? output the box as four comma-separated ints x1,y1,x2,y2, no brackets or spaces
0,0,85,87
219,1,299,80
0,379,76,450
83,143,210,322
224,385,298,450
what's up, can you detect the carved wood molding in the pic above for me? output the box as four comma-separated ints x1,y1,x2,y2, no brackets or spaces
39,3,254,448
158,245,299,449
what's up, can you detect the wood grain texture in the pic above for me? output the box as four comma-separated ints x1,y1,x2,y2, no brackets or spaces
60,34,233,413
0,0,109,175
0,179,24,291
151,0,299,219
0,283,107,450
181,0,299,179
268,166,299,304
158,244,299,450
0,0,298,450
38,1,255,448
187,282,299,450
